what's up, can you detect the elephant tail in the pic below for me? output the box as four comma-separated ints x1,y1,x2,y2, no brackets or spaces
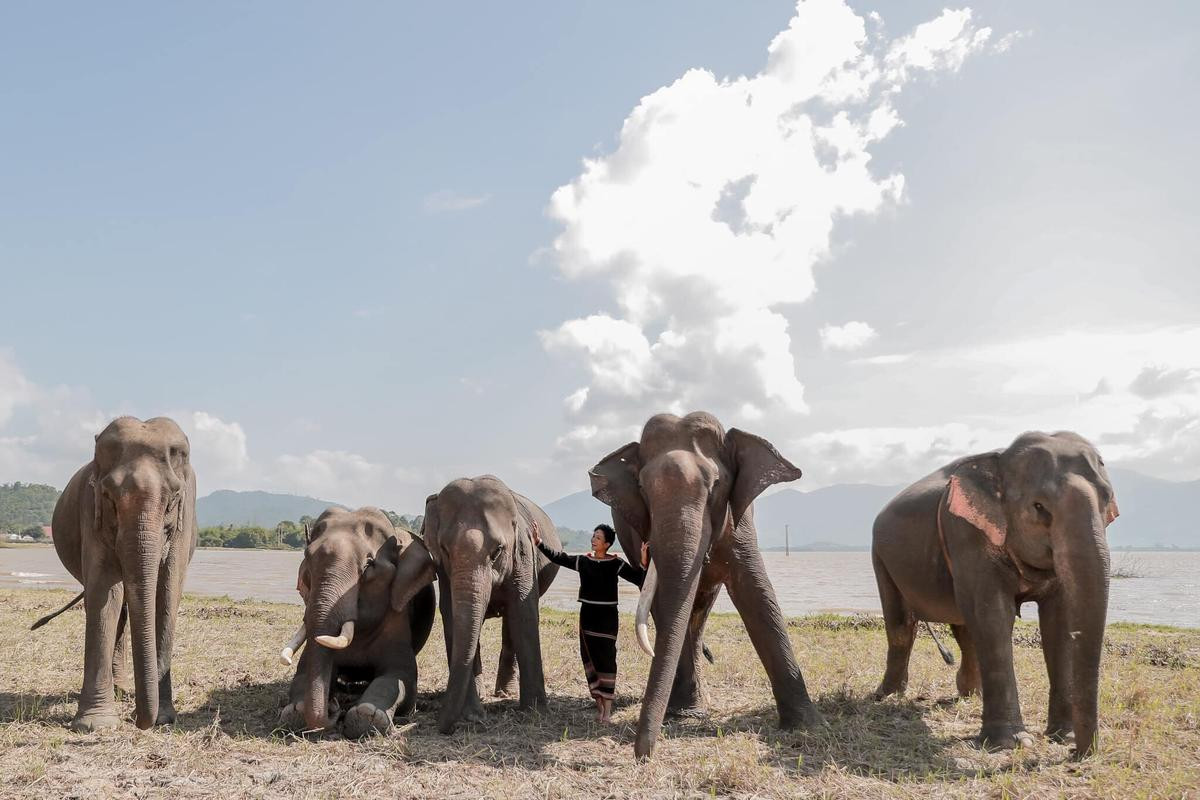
922,621,956,665
702,642,715,664
31,591,85,630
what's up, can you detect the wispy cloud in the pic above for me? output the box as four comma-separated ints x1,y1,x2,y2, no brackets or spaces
820,321,878,351
423,190,490,213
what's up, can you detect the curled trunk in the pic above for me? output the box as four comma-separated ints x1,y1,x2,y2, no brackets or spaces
1054,476,1111,758
439,566,488,734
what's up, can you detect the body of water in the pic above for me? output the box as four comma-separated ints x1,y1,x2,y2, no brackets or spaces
2,545,1196,628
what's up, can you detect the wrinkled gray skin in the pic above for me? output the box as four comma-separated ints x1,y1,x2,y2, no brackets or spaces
591,412,824,760
420,476,560,734
50,416,197,732
872,431,1119,758
278,507,436,737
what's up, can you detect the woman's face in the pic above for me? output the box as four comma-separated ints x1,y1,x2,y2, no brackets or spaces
591,529,608,553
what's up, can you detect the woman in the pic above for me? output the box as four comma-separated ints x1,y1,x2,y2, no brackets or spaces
532,521,649,722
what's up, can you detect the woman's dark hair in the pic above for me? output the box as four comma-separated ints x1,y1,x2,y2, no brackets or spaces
593,524,616,546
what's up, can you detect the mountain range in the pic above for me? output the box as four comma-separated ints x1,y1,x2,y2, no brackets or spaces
539,468,1199,550
125,467,1200,549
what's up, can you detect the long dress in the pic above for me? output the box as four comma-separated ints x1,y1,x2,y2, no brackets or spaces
536,542,645,702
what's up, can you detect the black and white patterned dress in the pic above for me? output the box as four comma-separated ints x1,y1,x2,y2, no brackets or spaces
536,542,645,701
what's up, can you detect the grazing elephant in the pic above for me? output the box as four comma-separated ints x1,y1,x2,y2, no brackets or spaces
277,507,436,737
871,431,1119,758
47,416,197,731
420,476,560,733
590,412,824,759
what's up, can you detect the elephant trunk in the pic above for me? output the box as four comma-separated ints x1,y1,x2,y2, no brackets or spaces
304,576,358,729
439,564,488,734
119,497,166,730
634,507,710,760
1054,475,1111,758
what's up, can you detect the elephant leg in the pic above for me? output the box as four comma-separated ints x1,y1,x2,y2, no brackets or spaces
955,582,1030,750
73,569,124,732
724,542,823,730
666,579,720,717
1038,591,1074,742
873,552,916,699
508,587,548,711
495,621,518,698
111,604,130,697
343,658,414,739
951,624,981,698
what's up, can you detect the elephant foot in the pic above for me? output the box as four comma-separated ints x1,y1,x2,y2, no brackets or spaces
956,672,981,699
976,724,1035,751
494,680,518,699
873,678,907,701
342,703,394,739
1045,722,1074,744
155,702,177,726
71,710,121,733
780,701,827,731
277,699,341,732
518,694,549,713
665,704,707,720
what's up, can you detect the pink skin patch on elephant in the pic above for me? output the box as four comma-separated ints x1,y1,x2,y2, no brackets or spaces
1105,498,1120,526
947,475,1007,548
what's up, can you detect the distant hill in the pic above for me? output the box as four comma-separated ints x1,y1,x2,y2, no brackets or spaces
197,490,346,528
543,490,612,532
0,482,60,533
541,468,1200,550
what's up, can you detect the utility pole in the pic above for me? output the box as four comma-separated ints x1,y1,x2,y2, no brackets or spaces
785,524,790,556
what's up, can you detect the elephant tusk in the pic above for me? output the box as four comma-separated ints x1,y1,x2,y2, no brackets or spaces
279,622,306,665
635,561,657,657
315,620,355,650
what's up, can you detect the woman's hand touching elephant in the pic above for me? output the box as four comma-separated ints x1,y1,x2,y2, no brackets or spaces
640,542,650,569
531,519,541,547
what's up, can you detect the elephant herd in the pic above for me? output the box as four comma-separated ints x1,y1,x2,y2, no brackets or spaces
37,411,1120,761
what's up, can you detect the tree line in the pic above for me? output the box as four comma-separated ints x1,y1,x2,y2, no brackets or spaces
198,511,424,550
0,482,59,539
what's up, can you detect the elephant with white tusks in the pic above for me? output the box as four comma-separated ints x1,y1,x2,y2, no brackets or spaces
590,411,825,760
37,416,197,732
276,507,436,737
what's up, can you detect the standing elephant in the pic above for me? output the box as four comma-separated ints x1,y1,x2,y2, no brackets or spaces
47,416,197,732
277,507,436,737
590,411,824,759
871,431,1119,757
421,476,560,733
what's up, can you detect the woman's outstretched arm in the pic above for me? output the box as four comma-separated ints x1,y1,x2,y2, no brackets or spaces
532,520,579,571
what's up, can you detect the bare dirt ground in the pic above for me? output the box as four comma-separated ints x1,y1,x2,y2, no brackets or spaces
1,588,1197,799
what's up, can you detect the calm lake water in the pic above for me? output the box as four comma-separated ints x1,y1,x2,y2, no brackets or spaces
2,546,1196,628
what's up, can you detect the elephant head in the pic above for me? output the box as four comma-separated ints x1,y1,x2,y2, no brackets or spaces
295,507,436,729
589,411,801,758
942,431,1118,755
90,416,193,729
421,476,528,734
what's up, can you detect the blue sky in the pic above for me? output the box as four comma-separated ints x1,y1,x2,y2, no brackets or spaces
2,2,1198,511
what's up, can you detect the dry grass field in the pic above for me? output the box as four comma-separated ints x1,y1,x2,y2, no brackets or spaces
1,588,1197,799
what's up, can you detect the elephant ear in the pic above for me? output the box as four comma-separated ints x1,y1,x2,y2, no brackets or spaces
296,559,311,602
944,454,1007,548
725,429,803,527
589,442,649,538
420,493,442,565
390,534,437,613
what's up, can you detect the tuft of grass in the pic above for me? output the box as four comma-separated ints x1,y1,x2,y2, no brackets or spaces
1,588,1197,799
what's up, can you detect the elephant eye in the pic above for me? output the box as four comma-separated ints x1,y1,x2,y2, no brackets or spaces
364,557,376,572
1032,502,1052,526
489,544,504,562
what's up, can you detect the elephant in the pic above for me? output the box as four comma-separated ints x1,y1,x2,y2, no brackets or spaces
46,416,197,732
871,431,1120,758
590,411,825,759
277,507,436,737
418,475,560,733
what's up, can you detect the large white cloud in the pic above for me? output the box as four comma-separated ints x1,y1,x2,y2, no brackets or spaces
542,0,998,458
